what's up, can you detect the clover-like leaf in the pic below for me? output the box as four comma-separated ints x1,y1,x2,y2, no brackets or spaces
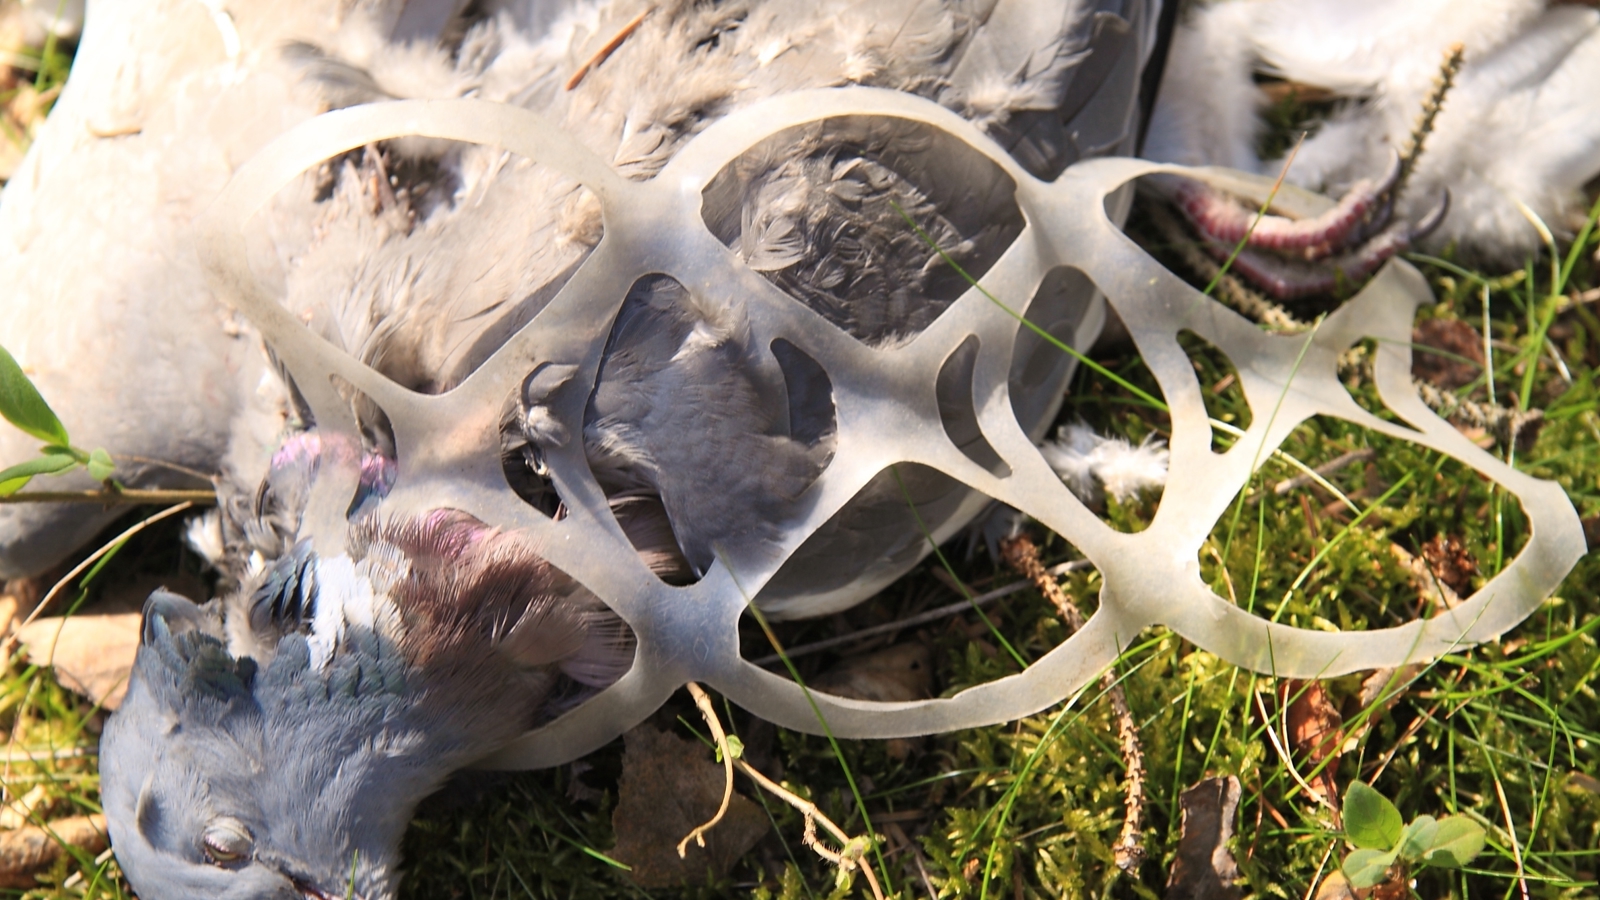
0,451,80,496
0,344,69,446
86,447,115,482
1421,815,1486,869
1342,847,1399,889
1343,782,1403,850
715,734,745,763
1396,814,1438,861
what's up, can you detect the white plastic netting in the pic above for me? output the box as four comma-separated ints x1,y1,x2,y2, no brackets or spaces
197,87,1586,769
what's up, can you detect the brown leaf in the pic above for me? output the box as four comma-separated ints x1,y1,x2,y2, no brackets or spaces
0,814,107,889
1314,870,1360,900
810,643,933,704
812,643,933,760
1420,534,1478,597
610,726,769,888
16,613,141,710
0,576,40,633
1411,318,1484,390
1164,776,1242,900
1567,771,1600,795
1282,680,1344,808
1353,663,1423,732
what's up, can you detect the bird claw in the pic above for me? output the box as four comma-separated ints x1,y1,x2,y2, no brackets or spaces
1162,156,1449,301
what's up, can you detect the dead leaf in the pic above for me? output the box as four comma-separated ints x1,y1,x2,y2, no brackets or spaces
1411,318,1484,390
1164,775,1242,900
1282,681,1343,810
1314,870,1359,900
1420,534,1478,597
1389,543,1461,610
812,643,932,760
1357,665,1422,712
610,726,769,888
811,643,933,703
1567,771,1600,795
1346,664,1423,748
1369,875,1410,900
0,576,40,630
0,814,107,889
16,614,141,710
1314,865,1410,900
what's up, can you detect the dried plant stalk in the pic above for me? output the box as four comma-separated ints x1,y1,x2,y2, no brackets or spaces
1001,535,1146,871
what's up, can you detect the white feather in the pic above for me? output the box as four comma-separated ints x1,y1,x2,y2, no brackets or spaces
307,555,381,670
1040,422,1169,505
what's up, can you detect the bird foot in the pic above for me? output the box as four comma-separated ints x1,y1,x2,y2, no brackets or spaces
1161,157,1449,301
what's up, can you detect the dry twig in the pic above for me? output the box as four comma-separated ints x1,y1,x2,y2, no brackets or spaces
677,683,734,858
16,501,196,633
750,559,1092,665
682,682,886,899
1412,380,1543,448
1394,43,1464,200
1000,535,1146,871
565,6,653,90
0,488,215,505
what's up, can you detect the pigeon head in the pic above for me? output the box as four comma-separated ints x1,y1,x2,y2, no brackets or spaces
101,512,633,900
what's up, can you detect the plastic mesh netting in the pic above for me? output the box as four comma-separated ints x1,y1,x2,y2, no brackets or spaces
197,87,1586,769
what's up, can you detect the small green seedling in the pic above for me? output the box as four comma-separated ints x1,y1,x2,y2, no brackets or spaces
1340,781,1487,889
0,343,116,495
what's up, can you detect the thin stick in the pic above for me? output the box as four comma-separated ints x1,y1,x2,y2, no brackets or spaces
0,488,215,505
1270,449,1375,498
113,454,217,482
735,757,885,900
749,561,1094,666
0,746,93,763
1493,776,1531,900
679,683,884,898
17,502,196,631
999,535,1146,871
677,683,735,858
565,6,652,90
1412,380,1542,448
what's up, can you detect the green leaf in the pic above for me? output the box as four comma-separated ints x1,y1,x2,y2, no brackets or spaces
86,447,115,482
1396,815,1438,861
715,734,745,763
1343,782,1404,850
0,452,80,495
0,344,69,446
1421,816,1486,869
1342,847,1399,889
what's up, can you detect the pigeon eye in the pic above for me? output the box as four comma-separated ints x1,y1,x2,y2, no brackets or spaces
201,818,253,866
